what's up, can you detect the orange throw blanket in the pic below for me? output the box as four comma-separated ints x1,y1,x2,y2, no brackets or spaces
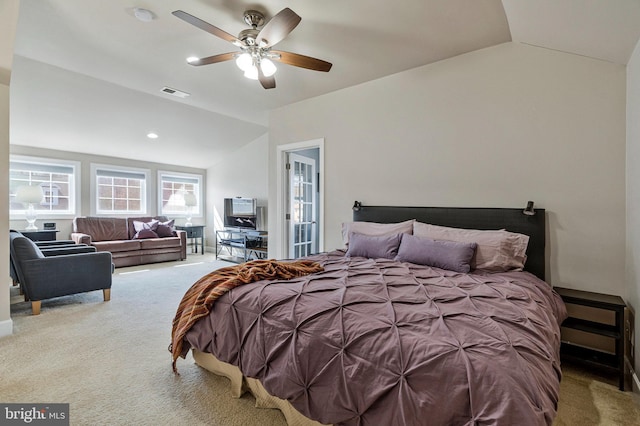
170,259,324,372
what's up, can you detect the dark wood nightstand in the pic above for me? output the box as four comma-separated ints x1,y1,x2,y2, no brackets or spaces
18,229,59,241
554,287,626,391
175,225,205,255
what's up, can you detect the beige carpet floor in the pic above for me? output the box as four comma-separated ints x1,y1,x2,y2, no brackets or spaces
1,254,639,426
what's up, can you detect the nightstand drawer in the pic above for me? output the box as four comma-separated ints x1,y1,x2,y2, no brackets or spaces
184,228,202,238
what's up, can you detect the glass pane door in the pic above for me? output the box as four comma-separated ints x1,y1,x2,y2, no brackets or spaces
288,153,317,258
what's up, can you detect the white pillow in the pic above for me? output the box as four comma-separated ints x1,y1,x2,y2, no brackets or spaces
412,222,529,272
341,220,414,247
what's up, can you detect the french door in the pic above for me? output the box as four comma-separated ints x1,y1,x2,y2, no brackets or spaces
288,152,317,258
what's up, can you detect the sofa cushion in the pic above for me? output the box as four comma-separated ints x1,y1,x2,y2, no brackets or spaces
74,217,129,242
92,240,141,253
139,236,182,250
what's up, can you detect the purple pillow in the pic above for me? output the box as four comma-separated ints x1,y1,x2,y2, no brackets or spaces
346,232,402,259
133,229,159,239
395,233,477,273
133,220,159,233
156,219,176,238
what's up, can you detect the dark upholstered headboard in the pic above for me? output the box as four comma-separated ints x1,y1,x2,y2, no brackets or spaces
352,203,546,281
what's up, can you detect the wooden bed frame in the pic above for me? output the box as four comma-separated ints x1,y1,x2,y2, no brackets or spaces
352,202,547,281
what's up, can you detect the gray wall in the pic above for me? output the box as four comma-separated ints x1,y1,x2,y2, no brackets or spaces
268,42,627,297
627,38,640,381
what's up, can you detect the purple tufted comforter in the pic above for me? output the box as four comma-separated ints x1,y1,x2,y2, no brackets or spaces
185,251,567,426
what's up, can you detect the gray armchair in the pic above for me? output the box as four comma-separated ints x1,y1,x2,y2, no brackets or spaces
9,231,113,315
9,230,98,287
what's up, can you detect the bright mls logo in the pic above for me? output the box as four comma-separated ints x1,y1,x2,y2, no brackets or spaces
1,404,69,425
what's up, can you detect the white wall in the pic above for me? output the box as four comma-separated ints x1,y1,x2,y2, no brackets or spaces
269,42,627,295
0,82,11,337
0,0,20,338
206,134,269,250
627,38,640,378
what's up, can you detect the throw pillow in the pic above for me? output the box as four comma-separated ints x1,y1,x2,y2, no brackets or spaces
395,233,477,273
133,229,159,239
156,219,176,238
345,232,402,259
133,219,159,233
341,220,414,247
412,222,529,272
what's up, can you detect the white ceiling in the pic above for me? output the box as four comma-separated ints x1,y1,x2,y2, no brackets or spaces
8,0,640,168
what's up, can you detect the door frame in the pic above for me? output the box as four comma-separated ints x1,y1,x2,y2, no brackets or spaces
276,138,324,259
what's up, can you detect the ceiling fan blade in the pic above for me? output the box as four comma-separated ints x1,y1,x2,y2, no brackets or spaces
258,66,276,89
271,51,332,72
256,8,301,47
173,10,242,46
188,52,236,66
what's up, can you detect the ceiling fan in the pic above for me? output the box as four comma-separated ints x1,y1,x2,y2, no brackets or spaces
172,8,332,89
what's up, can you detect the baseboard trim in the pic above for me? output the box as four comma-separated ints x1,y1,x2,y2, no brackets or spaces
0,318,14,338
626,358,640,392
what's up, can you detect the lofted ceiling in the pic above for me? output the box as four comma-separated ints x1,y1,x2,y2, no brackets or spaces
8,0,640,168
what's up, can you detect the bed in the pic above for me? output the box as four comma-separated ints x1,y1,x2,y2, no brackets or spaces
175,203,567,426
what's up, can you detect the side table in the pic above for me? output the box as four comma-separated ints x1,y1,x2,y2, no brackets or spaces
554,287,626,391
175,225,205,255
18,229,59,241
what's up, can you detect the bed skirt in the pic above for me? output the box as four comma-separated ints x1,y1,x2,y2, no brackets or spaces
192,350,329,426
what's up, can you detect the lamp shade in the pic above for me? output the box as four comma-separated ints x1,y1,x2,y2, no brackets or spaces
183,193,197,207
15,185,44,204
260,58,277,77
235,53,252,72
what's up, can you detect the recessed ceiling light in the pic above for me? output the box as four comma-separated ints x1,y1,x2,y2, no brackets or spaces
133,7,155,22
186,56,199,64
147,132,159,139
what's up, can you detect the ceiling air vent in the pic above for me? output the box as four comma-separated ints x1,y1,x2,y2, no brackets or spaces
160,86,190,98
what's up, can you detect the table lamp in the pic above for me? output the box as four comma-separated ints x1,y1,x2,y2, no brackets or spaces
183,193,197,226
16,185,44,231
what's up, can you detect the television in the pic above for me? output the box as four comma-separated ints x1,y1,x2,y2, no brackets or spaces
224,198,257,230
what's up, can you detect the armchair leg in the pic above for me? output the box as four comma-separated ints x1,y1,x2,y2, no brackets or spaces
103,288,111,302
31,301,41,315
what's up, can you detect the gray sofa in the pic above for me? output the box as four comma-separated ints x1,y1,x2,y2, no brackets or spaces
71,216,187,268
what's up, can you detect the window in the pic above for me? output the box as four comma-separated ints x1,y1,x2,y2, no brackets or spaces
92,164,149,215
158,171,203,217
9,156,79,217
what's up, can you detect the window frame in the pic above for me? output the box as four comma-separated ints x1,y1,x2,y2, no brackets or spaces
90,163,150,216
9,155,81,219
157,170,203,218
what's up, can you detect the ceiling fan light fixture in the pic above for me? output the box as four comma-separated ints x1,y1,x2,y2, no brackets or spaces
235,53,253,72
172,8,332,89
186,56,199,64
244,65,259,80
260,58,277,77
